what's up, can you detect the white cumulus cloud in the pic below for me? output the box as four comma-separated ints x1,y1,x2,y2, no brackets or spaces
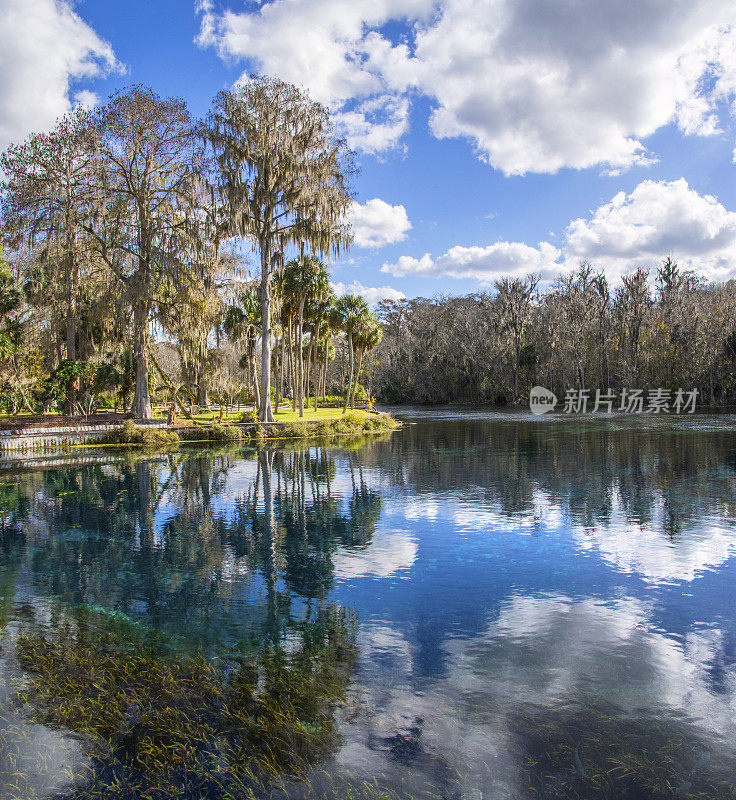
198,0,736,172
382,179,736,286
332,280,406,306
413,0,736,174
564,179,736,280
382,242,561,284
0,0,121,150
348,198,412,248
196,0,430,154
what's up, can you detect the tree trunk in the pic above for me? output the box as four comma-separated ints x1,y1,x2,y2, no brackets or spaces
64,191,77,362
313,338,320,411
252,350,261,410
258,243,275,421
322,338,329,399
132,300,152,419
275,332,284,412
578,354,585,393
196,344,209,408
65,264,76,361
351,349,364,409
64,247,77,415
343,333,354,413
148,348,194,420
297,299,305,417
305,333,314,413
288,320,297,411
14,364,35,413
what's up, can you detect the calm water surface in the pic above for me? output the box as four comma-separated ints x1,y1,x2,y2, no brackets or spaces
1,409,736,798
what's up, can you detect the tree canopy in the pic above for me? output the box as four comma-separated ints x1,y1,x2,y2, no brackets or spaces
0,80,381,420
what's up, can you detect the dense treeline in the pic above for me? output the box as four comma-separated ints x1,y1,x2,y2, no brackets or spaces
0,80,381,420
374,259,736,405
6,82,736,418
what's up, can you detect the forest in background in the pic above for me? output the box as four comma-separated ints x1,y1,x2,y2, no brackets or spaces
373,258,736,406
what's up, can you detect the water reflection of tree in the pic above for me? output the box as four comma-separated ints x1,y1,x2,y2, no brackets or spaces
0,447,387,800
0,446,381,650
368,419,736,535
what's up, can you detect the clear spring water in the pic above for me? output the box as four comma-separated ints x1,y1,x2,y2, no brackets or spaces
1,408,736,798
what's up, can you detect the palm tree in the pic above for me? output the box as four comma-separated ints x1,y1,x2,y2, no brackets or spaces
334,294,370,413
223,289,262,409
282,255,331,417
351,316,382,408
309,289,336,410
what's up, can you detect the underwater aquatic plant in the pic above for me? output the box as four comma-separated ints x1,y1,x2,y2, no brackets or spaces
8,606,358,799
504,699,735,800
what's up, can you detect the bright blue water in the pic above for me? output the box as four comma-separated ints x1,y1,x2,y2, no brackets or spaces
2,409,736,798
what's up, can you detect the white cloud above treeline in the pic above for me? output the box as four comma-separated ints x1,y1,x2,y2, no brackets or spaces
384,243,562,283
348,198,412,248
197,0,736,174
332,280,406,306
0,0,121,150
381,179,736,285
564,179,736,281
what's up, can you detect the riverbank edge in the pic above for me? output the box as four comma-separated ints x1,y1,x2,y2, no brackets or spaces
0,412,399,453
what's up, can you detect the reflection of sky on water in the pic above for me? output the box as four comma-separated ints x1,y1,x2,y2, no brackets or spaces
2,411,736,796
338,594,736,798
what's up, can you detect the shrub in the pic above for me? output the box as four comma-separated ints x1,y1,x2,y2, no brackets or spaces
280,421,309,438
94,420,180,448
207,423,243,443
313,420,333,437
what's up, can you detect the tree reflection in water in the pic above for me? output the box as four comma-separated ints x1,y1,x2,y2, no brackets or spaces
0,444,383,799
0,415,736,799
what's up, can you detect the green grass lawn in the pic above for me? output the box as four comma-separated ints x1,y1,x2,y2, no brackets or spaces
189,406,370,425
272,407,369,422
189,410,243,424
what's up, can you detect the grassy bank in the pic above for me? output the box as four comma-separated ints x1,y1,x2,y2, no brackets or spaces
92,411,398,449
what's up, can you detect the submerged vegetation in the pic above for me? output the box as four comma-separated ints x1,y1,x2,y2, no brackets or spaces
3,606,356,799
0,427,735,798
505,699,735,799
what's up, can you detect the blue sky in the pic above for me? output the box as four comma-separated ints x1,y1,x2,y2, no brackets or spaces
3,0,736,303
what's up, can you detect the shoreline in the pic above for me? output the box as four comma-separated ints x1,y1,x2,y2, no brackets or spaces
0,411,398,455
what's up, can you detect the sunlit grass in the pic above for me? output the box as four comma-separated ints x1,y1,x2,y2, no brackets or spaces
91,411,397,449
273,407,370,422
190,406,369,425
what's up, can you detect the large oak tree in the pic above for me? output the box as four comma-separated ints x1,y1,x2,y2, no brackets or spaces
0,108,98,364
205,77,353,421
87,87,204,418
